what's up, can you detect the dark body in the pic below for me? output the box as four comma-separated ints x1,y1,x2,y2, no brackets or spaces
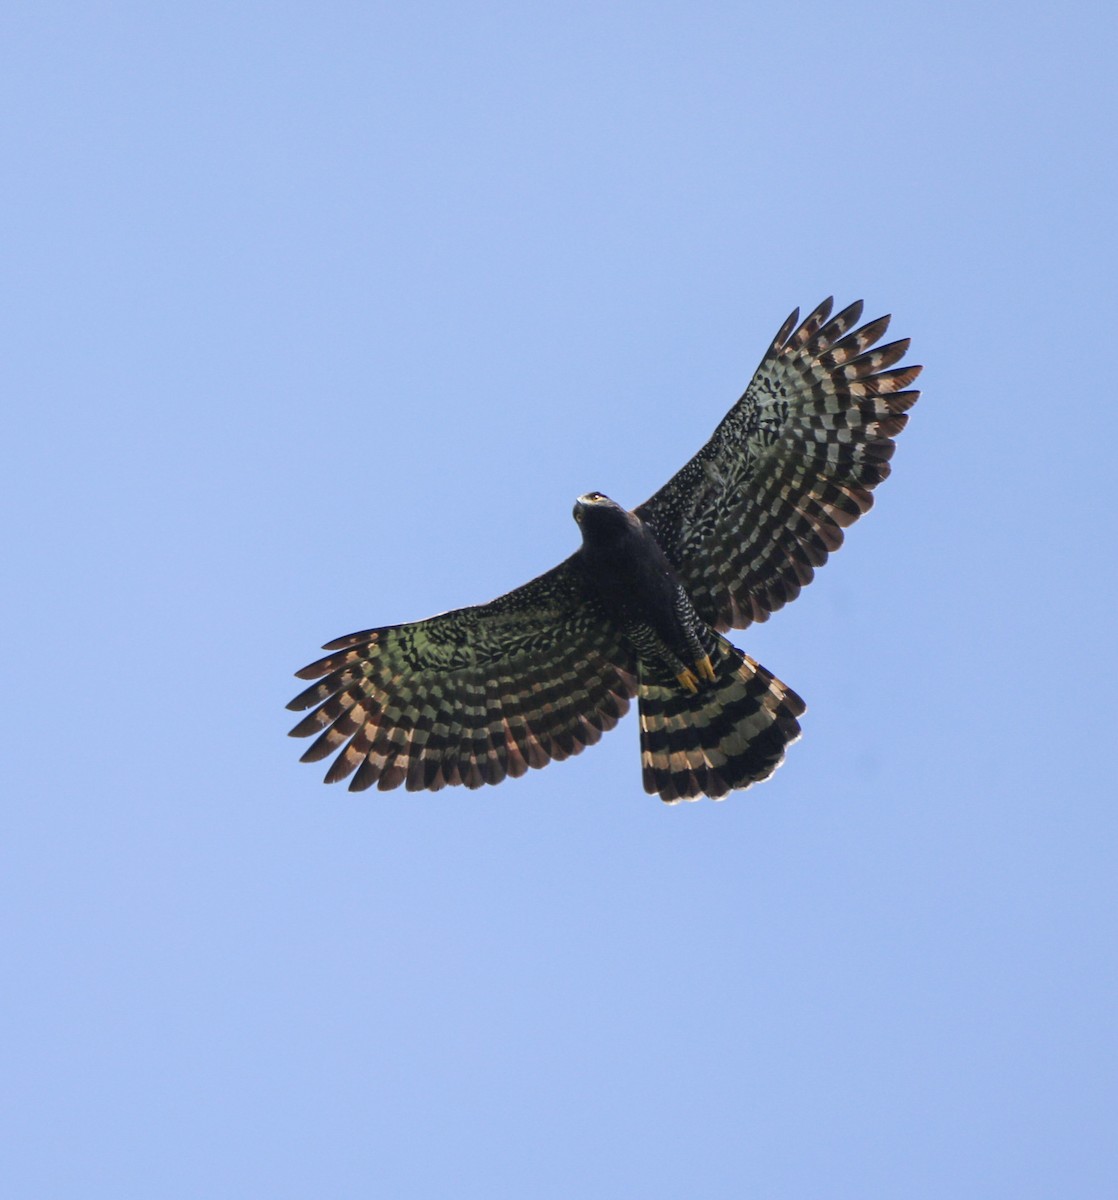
574,493,712,685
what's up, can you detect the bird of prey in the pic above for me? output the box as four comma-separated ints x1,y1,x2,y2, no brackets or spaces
288,298,920,803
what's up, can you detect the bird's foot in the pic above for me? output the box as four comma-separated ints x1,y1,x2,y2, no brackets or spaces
675,667,699,694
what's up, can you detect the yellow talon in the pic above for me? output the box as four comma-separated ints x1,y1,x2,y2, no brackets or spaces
696,654,716,683
676,667,699,694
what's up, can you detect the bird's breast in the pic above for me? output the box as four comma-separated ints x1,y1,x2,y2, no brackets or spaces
580,525,687,638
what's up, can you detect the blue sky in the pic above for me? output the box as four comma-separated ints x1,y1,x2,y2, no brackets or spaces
5,3,1116,1196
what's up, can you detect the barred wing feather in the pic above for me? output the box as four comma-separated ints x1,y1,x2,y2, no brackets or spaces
287,558,638,791
635,299,921,631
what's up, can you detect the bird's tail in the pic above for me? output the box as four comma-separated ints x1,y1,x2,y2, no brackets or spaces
637,641,805,803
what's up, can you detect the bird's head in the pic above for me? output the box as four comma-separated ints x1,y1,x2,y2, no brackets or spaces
573,491,614,523
573,492,634,543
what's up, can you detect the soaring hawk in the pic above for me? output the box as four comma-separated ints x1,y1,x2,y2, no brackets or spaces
288,298,920,803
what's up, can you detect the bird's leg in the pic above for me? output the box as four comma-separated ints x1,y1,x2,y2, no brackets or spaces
695,654,716,683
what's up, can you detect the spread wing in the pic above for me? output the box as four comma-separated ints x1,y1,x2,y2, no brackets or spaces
287,557,638,791
635,298,921,631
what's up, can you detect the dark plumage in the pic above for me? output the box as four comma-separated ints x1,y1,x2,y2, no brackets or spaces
288,298,921,802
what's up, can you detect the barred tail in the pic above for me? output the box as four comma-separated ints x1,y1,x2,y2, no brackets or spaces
637,645,805,804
